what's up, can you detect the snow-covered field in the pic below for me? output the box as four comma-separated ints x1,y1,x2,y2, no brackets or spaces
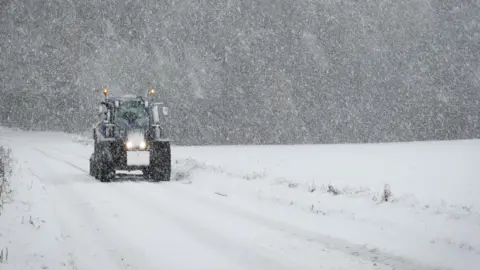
0,127,479,270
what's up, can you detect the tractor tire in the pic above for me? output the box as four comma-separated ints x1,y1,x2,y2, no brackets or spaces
96,143,115,183
142,168,152,180
89,157,96,177
99,161,114,182
153,163,170,182
150,142,171,182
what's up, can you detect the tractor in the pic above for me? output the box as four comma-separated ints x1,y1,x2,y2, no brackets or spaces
89,89,171,182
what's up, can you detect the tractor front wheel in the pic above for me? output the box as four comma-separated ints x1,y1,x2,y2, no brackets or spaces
98,161,114,182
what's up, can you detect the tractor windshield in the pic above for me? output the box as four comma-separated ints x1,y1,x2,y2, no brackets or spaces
116,100,149,128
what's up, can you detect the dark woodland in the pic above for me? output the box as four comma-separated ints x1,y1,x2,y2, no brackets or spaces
1,0,479,145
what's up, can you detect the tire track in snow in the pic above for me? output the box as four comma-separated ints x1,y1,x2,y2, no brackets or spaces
109,182,303,270
12,147,132,270
33,147,89,174
20,147,244,269
28,147,442,269
25,146,189,269
44,181,172,270
21,147,322,269
27,140,452,270
134,182,449,270
111,183,403,270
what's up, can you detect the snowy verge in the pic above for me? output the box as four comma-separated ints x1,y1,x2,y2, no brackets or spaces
0,146,72,269
0,145,13,216
172,140,480,208
169,141,480,270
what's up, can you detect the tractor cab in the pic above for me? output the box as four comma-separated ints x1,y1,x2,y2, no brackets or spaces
116,98,149,128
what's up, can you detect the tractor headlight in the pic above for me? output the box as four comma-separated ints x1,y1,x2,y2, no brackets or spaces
125,140,146,150
126,141,133,149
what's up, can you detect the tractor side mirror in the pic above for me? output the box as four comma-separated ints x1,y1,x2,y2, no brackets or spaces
144,101,149,108
152,105,160,124
162,106,169,116
98,105,103,114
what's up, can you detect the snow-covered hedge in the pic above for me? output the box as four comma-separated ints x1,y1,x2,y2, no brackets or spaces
0,146,12,214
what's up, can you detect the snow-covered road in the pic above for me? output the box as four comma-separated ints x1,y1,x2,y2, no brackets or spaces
1,128,479,270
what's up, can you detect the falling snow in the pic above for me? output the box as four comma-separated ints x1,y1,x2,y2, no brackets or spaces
0,0,479,145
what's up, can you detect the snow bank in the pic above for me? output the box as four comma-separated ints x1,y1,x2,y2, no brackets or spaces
173,140,480,209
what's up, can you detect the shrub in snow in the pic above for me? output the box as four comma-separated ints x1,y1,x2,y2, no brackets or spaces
0,146,12,214
380,184,392,202
174,170,191,181
288,182,299,188
310,204,326,215
243,170,267,180
327,185,340,195
0,247,8,263
307,181,316,193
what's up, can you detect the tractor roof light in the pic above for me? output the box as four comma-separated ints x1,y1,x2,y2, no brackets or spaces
147,89,156,101
103,88,109,98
